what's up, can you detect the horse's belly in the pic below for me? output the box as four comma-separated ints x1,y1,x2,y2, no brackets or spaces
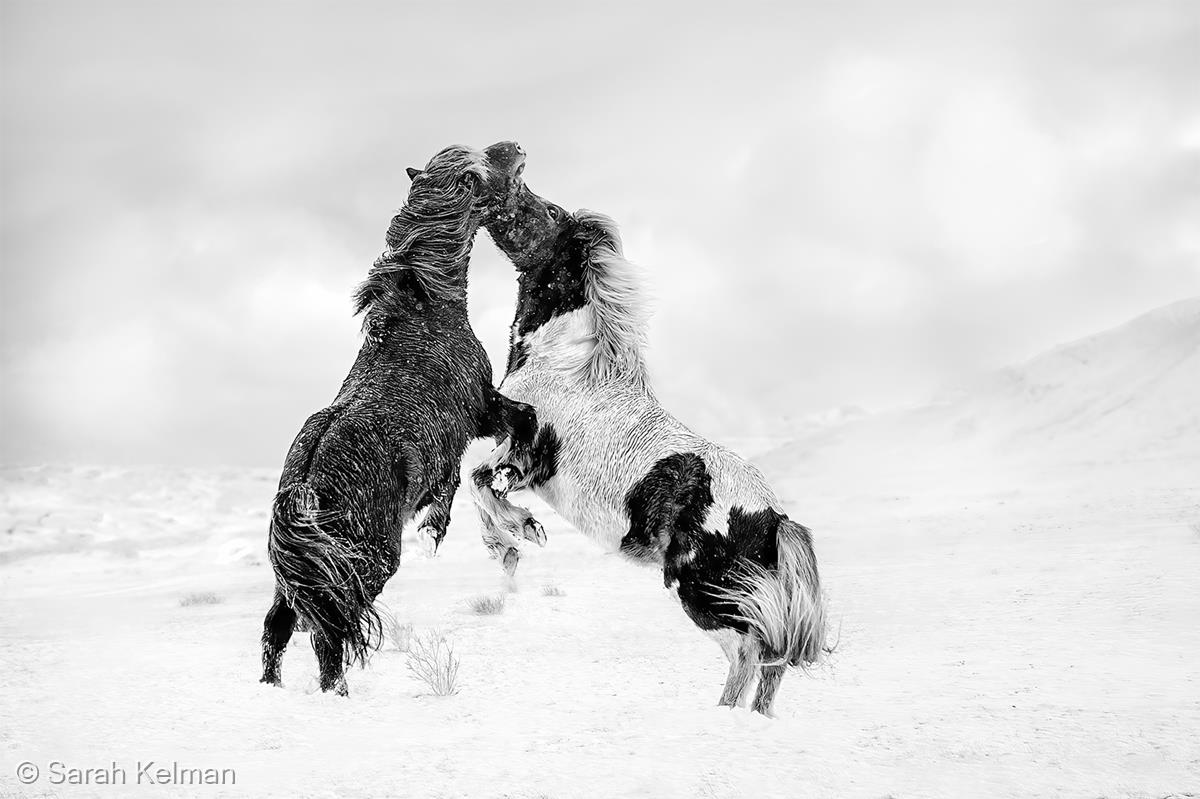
533,475,627,553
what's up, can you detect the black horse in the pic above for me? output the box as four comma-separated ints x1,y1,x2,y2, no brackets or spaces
260,142,537,695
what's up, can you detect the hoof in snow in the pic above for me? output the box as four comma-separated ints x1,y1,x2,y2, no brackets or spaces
314,678,349,697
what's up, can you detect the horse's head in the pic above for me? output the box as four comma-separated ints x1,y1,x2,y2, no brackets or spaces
360,142,526,312
485,182,576,271
480,141,527,220
486,182,648,385
399,141,527,232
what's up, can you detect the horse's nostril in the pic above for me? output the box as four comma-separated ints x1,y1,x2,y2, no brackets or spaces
485,141,525,177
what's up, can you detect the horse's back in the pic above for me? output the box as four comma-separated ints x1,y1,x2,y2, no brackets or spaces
280,402,409,543
279,322,490,547
692,443,784,532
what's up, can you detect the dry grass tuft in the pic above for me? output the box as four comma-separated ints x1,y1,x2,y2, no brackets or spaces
468,593,506,615
541,584,566,597
405,630,459,696
178,591,221,607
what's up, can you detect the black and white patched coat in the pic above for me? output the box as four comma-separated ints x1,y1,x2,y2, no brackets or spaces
473,211,784,578
472,206,825,714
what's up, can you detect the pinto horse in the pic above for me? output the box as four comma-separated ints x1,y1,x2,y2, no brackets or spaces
469,185,827,715
260,142,539,695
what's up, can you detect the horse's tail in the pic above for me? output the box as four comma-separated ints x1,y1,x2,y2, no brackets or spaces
725,519,827,668
267,482,380,667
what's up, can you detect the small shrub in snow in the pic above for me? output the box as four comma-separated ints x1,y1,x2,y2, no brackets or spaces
468,593,506,615
541,584,565,597
178,591,221,607
405,630,459,696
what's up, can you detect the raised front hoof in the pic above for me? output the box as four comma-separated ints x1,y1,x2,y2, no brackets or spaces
415,525,442,557
490,464,522,496
522,517,547,547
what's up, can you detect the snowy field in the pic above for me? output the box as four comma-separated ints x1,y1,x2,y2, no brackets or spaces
1,456,1196,798
2,302,1199,798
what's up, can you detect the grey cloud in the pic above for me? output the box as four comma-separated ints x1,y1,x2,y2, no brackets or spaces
2,0,1197,464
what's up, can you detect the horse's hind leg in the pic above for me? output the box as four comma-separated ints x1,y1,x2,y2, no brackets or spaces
717,632,758,708
751,663,787,717
313,631,348,696
260,587,297,686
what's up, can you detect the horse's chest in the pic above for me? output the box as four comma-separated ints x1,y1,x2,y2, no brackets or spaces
501,375,632,551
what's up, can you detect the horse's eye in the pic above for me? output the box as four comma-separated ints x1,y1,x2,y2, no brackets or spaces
547,206,560,221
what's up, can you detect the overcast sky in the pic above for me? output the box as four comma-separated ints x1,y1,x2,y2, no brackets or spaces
2,0,1197,466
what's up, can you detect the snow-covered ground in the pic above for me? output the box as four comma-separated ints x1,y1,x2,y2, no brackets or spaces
3,301,1199,798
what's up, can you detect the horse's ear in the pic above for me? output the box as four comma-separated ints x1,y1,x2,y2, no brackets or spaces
406,167,422,181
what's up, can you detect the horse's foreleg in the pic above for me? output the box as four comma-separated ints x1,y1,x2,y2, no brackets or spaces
415,469,461,556
476,388,549,546
481,390,538,451
475,460,546,546
469,444,546,578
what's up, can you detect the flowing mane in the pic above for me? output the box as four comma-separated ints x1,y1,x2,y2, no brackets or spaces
575,210,650,387
354,145,488,320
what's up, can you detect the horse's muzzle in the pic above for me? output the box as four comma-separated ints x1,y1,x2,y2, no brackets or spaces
485,141,526,178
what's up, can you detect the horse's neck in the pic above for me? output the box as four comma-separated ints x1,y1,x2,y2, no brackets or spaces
365,278,471,342
506,305,595,379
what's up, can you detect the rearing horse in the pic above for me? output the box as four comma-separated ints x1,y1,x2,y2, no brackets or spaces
470,183,828,716
260,142,537,695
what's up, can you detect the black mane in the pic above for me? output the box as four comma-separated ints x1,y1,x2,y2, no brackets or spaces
354,146,487,321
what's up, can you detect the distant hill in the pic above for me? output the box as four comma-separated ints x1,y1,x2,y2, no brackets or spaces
758,297,1200,486
937,296,1199,457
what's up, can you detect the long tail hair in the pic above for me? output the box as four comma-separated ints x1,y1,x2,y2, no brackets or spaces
267,483,381,666
720,520,827,667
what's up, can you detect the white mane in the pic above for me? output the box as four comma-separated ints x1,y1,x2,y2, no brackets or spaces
574,210,650,388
